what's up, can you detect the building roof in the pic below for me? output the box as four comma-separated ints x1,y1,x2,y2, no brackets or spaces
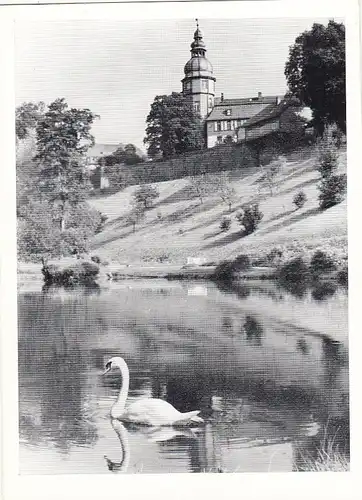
86,143,120,157
242,97,301,128
205,95,279,121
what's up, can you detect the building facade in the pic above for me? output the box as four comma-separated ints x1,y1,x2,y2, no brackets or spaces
182,22,284,148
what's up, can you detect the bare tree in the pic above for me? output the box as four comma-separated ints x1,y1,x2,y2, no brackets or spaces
187,173,216,204
210,172,236,212
125,206,145,232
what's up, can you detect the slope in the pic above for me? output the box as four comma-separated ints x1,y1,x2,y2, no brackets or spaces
88,147,347,266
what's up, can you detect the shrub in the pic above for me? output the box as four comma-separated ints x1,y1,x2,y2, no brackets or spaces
278,256,310,283
42,260,100,286
236,204,263,235
212,260,236,282
312,281,337,301
318,174,347,209
337,267,348,286
310,250,336,276
91,255,101,264
317,149,339,177
293,190,307,209
220,217,232,232
132,184,159,209
233,254,251,271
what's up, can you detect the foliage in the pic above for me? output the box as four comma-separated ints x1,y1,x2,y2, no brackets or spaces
212,254,250,282
210,172,236,211
220,216,232,232
236,204,264,235
188,173,216,204
318,173,347,209
278,256,310,283
125,206,145,232
257,161,282,195
132,184,159,209
35,98,98,231
285,20,345,134
293,190,307,209
16,101,45,140
100,143,143,167
310,250,336,276
144,92,204,159
317,149,339,177
17,200,105,261
42,260,100,286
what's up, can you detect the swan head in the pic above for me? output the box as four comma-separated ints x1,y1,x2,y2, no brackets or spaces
103,356,127,375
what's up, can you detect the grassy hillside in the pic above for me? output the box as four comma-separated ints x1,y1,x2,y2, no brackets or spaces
89,146,347,266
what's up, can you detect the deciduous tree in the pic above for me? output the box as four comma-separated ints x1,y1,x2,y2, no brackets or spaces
144,92,204,159
285,20,345,134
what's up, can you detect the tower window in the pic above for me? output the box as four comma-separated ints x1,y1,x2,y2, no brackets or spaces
202,80,208,91
194,103,200,113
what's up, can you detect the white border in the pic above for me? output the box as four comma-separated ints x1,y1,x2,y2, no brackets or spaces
1,1,361,500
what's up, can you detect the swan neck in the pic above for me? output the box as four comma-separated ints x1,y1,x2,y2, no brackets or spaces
111,358,129,418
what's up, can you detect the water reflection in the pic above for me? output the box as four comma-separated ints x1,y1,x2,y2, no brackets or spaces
312,281,337,301
18,280,349,474
243,316,264,345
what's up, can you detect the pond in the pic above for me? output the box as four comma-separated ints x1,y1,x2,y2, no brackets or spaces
18,279,349,474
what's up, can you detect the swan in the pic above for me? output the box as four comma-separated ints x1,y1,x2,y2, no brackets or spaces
104,419,130,473
103,356,204,426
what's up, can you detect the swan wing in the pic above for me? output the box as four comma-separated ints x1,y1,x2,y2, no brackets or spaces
122,398,182,426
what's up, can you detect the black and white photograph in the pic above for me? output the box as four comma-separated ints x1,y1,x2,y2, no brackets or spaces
1,0,361,498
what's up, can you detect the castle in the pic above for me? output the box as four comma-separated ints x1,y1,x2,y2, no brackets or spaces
181,21,307,148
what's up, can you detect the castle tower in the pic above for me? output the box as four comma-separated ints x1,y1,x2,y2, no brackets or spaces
182,20,216,119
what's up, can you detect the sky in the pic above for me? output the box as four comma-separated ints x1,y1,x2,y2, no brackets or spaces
15,17,332,151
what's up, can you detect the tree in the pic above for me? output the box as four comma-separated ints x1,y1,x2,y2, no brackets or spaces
35,98,98,231
100,143,143,167
132,184,159,209
126,206,145,232
16,101,45,140
144,92,204,159
285,20,345,135
210,173,236,211
236,204,264,235
188,173,216,204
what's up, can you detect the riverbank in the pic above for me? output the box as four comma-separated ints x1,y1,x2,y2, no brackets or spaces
17,259,277,283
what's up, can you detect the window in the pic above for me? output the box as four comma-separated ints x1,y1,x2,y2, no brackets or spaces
202,80,208,91
226,109,232,116
227,121,231,131
194,103,200,113
216,121,222,131
217,136,223,144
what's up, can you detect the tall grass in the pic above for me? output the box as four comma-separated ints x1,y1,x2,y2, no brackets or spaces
295,426,349,472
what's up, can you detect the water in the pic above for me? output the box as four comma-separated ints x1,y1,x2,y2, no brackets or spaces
18,279,349,474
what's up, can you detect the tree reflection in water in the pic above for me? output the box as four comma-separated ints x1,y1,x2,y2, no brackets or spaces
243,315,264,346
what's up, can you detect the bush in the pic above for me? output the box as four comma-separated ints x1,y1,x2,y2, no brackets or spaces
278,256,310,283
233,254,251,271
133,184,159,209
236,204,263,235
91,255,101,264
42,260,100,286
317,150,339,177
220,217,232,232
310,250,336,276
318,174,347,209
293,190,307,209
337,267,348,285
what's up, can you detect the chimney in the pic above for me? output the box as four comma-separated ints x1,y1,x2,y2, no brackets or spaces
221,93,224,102
258,92,262,98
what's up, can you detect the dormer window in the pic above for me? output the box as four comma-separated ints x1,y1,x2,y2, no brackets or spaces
225,109,232,116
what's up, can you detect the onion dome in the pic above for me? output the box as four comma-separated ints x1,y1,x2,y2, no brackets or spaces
184,20,213,76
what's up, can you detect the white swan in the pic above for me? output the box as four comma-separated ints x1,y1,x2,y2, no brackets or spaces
103,356,204,426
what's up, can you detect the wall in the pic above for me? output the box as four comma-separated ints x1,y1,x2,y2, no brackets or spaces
118,142,258,186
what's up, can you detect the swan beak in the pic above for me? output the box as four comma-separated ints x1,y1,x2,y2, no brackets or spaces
102,367,111,375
